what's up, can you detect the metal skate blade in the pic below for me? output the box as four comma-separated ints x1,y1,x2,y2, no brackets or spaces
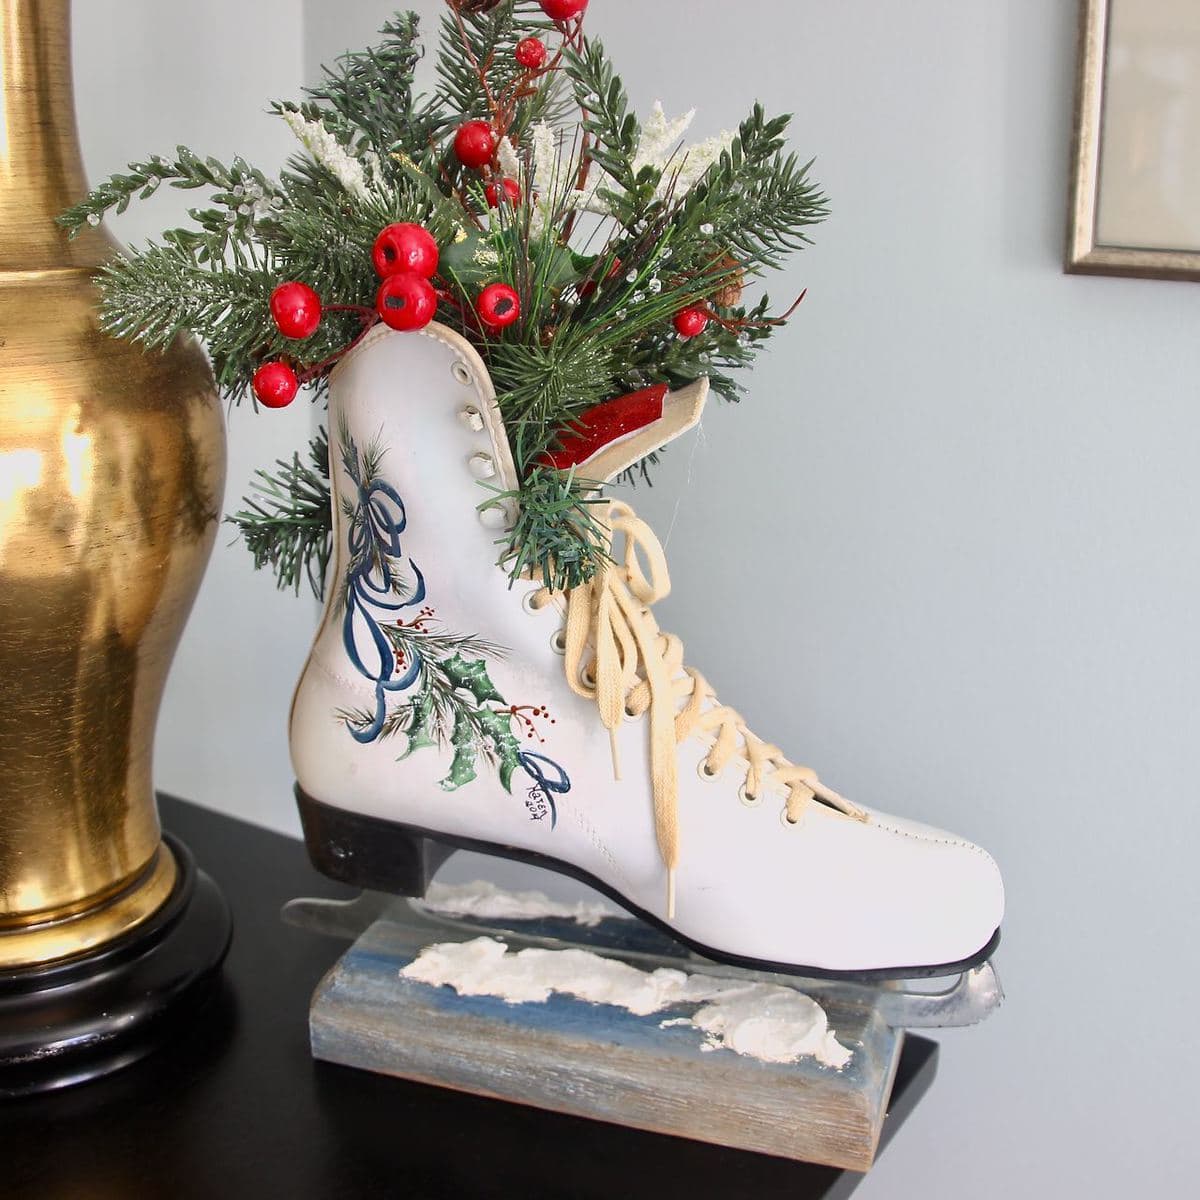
873,960,1004,1029
282,890,397,940
283,888,1004,1029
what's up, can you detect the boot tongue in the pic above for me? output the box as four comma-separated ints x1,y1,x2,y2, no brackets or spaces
538,378,709,485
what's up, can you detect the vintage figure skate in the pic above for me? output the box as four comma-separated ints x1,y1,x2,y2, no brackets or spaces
289,322,1003,1000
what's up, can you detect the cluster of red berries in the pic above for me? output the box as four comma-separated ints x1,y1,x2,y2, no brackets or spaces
252,1,585,407
373,222,440,332
252,222,442,408
452,122,521,211
252,281,323,407
435,118,526,331
449,28,557,208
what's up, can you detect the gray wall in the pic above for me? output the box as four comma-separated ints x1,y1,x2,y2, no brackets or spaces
75,2,1200,1195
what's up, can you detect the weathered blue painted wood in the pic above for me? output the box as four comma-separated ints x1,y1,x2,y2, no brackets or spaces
309,902,904,1172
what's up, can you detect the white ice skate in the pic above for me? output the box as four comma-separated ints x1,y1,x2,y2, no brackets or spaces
290,322,1004,1009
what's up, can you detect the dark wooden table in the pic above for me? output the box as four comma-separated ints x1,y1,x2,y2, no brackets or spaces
0,796,937,1199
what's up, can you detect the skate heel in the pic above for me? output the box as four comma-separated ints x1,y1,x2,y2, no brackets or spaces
295,785,454,898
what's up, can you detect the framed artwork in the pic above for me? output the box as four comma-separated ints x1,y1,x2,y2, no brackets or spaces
1066,0,1200,280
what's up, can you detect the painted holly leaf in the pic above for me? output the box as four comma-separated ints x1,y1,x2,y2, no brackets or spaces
398,691,437,758
442,653,505,705
475,708,522,793
440,710,479,792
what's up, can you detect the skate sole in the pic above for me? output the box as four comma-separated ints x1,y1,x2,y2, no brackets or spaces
295,785,1001,983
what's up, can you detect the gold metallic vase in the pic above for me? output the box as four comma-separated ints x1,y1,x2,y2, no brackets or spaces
0,0,225,970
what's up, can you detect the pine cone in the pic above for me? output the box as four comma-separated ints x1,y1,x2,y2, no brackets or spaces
710,254,745,308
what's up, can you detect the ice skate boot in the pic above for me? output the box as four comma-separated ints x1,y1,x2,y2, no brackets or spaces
290,322,1004,985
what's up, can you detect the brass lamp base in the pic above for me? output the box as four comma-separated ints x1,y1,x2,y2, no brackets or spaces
0,835,231,1098
0,846,179,972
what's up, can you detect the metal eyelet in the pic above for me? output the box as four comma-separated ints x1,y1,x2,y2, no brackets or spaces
452,361,473,386
623,701,640,722
458,406,485,432
467,453,496,480
478,505,513,532
521,589,541,615
739,783,762,808
550,628,567,655
780,806,801,828
696,758,718,781
579,663,596,689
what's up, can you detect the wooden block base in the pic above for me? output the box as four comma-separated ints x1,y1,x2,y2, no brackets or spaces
309,900,908,1172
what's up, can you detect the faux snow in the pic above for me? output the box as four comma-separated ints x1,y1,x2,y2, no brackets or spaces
400,936,852,1069
418,880,620,928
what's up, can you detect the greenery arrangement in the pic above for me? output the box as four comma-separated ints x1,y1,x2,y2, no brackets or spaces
61,0,827,597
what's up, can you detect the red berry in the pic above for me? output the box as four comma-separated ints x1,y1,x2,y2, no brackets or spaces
454,120,497,170
269,281,322,339
540,0,588,20
515,37,547,69
376,274,438,332
253,362,299,408
477,282,521,330
485,178,522,208
372,223,439,279
673,307,709,338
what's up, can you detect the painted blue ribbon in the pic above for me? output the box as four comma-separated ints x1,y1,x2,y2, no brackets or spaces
342,478,428,743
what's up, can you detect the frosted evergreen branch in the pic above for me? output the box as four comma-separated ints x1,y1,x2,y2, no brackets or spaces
59,149,280,238
96,245,280,393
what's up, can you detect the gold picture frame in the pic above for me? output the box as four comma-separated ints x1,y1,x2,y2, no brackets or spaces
1066,0,1200,280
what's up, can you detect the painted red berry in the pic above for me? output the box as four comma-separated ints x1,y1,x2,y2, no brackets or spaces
673,307,709,338
269,281,322,339
477,282,521,330
376,273,438,331
253,361,299,408
485,178,522,208
540,0,588,20
372,223,439,279
515,37,547,69
454,120,497,170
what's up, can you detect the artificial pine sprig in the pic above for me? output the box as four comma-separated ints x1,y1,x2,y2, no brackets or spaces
483,465,611,592
562,37,642,205
230,427,333,597
302,13,444,170
677,106,828,271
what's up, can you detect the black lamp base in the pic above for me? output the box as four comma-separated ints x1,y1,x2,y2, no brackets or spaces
0,834,232,1098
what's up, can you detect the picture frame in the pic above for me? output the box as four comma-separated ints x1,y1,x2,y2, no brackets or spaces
1066,0,1200,281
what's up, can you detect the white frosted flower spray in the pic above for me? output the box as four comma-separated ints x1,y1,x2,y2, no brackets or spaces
577,101,736,215
282,110,371,202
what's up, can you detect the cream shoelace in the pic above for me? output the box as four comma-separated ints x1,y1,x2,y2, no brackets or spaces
530,500,866,918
